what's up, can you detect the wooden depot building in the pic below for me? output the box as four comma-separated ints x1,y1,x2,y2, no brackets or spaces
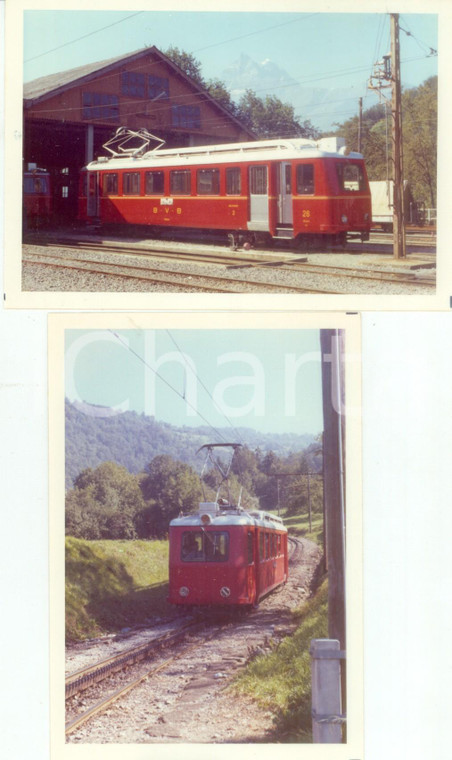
23,46,254,222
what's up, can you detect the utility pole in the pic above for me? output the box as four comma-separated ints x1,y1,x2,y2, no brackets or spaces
320,329,346,650
307,469,312,532
368,13,406,259
357,97,363,153
391,13,406,259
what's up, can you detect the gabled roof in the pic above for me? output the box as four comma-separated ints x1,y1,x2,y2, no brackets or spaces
23,46,255,137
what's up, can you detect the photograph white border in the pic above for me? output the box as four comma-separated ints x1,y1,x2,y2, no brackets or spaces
4,0,450,311
48,309,363,759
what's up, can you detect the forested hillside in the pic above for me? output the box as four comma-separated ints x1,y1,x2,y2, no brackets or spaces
65,399,317,488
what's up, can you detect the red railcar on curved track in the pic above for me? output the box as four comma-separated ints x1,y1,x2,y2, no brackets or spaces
168,443,288,608
78,128,371,249
168,502,288,608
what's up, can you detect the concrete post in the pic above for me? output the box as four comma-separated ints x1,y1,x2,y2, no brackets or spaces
310,639,345,743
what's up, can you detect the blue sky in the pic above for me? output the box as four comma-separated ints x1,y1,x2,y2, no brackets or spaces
65,328,324,436
23,10,438,131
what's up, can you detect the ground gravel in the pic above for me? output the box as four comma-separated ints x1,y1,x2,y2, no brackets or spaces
22,238,435,295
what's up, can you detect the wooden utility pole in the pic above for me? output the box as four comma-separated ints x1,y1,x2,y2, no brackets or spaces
320,330,346,650
391,13,406,259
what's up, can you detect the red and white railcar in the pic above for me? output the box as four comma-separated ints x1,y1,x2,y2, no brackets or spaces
78,128,371,248
168,502,288,608
23,166,52,229
168,442,288,608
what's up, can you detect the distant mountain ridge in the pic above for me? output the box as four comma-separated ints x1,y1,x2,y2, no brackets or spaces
220,53,379,132
65,399,317,488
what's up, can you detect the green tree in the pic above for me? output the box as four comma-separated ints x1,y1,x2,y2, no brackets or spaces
205,78,240,119
66,462,145,539
163,46,204,85
237,89,318,139
140,455,203,536
402,77,437,207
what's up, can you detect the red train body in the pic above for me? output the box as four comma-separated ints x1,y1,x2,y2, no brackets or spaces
168,501,288,607
23,167,52,228
78,131,371,248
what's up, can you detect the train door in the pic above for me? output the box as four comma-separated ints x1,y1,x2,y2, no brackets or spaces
87,171,99,218
277,162,293,225
248,165,269,230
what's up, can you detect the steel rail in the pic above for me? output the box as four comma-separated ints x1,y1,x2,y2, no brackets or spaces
23,254,337,294
65,620,201,699
35,238,435,287
65,624,225,736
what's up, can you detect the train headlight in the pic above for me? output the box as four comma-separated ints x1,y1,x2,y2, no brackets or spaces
341,214,348,224
179,586,190,597
220,586,231,598
201,514,211,525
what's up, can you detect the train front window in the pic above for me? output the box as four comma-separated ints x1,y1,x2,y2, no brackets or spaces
181,531,229,562
336,162,365,192
24,176,49,194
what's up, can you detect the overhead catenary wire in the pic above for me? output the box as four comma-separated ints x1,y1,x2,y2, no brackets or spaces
165,329,246,446
108,330,229,445
27,53,434,132
24,12,146,63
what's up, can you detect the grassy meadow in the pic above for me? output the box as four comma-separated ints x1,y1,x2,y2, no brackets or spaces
65,537,175,641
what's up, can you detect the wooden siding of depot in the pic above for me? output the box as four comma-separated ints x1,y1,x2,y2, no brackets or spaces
24,52,249,144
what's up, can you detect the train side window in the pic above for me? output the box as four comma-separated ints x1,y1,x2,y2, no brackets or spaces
103,173,118,196
250,165,267,195
247,531,254,564
296,164,314,194
277,535,281,555
123,172,140,195
197,168,220,195
145,171,164,195
226,167,241,195
265,533,270,559
170,170,191,195
259,532,264,560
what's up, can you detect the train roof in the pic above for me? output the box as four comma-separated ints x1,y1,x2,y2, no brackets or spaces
170,502,287,531
85,136,364,172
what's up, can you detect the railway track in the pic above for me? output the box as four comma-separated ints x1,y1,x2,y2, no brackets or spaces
23,251,337,294
65,619,219,735
24,239,435,291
